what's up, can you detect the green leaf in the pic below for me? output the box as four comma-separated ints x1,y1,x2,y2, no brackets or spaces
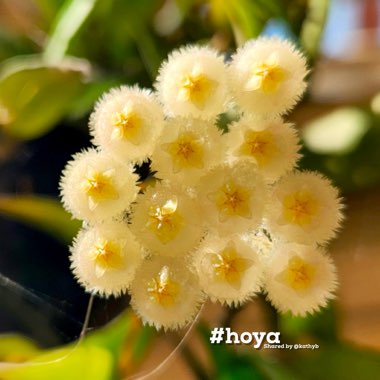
0,335,40,363
44,0,99,63
0,56,89,139
288,343,380,380
0,310,153,380
278,305,338,342
0,195,81,244
213,0,267,45
0,345,113,380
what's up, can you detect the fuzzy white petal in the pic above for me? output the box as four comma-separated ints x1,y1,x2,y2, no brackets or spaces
89,86,164,163
70,222,143,297
130,256,204,330
155,45,231,119
227,115,301,183
264,242,338,316
192,234,264,306
129,181,203,256
230,37,308,115
60,148,139,222
264,171,344,245
197,160,268,236
151,117,226,185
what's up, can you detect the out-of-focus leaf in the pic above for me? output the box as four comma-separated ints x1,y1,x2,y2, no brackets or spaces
0,195,81,244
0,56,90,139
300,0,329,60
34,0,66,27
0,310,153,380
302,107,371,155
0,335,40,363
110,0,163,79
0,346,112,380
44,0,99,63
288,344,380,380
210,0,266,45
278,305,337,342
300,109,380,192
68,78,122,119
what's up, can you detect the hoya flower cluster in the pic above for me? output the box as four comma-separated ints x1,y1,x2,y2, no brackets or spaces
60,38,343,330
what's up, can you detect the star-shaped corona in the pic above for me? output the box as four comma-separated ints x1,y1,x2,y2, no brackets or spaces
245,53,288,93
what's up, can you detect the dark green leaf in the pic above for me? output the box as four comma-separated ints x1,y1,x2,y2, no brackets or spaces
0,195,81,244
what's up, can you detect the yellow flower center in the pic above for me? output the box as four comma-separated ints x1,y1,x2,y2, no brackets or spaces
164,131,204,172
283,190,319,226
210,243,253,286
81,169,119,210
212,181,251,220
147,198,184,243
246,54,288,93
147,266,180,307
238,129,277,165
111,109,142,144
89,239,124,277
178,70,217,109
282,256,315,291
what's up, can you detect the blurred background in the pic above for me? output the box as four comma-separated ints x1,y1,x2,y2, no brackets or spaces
0,0,379,379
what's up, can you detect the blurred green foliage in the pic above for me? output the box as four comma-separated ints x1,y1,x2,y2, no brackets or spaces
0,310,155,380
1,0,380,379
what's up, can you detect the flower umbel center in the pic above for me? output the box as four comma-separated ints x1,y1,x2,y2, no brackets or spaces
238,129,277,165
147,198,184,243
246,55,288,93
212,181,251,220
282,256,315,291
283,190,319,226
164,131,204,172
211,243,253,286
147,266,180,307
111,109,142,144
179,71,217,109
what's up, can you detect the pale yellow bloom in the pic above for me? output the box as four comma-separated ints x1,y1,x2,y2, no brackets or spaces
230,37,308,115
130,181,203,256
264,242,337,316
70,222,143,296
90,86,164,163
156,45,231,118
227,115,301,182
60,149,139,222
130,256,203,330
265,171,344,245
192,235,263,306
198,160,268,236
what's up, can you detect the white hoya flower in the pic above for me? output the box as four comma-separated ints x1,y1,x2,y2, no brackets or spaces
130,256,204,330
227,115,301,183
264,242,337,316
264,171,344,245
151,117,225,186
230,37,308,115
197,159,268,236
192,234,264,306
60,148,139,222
155,45,231,119
89,86,164,163
70,222,143,297
129,181,203,256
